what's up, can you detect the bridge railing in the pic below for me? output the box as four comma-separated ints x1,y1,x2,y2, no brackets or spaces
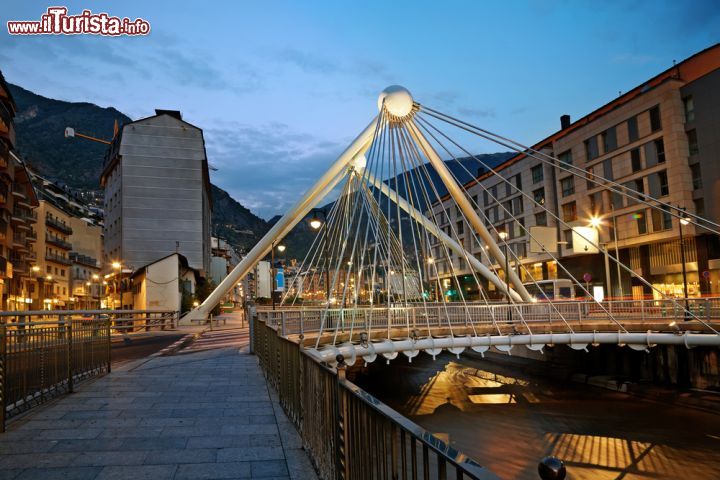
260,298,720,337
253,314,496,480
0,309,178,432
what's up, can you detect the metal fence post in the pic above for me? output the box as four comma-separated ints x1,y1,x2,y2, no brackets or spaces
335,356,349,480
106,314,112,374
0,318,6,433
65,316,74,393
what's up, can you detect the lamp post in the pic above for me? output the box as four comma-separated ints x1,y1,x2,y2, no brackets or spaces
498,229,511,321
309,208,330,302
92,274,100,309
112,261,122,309
679,208,691,318
590,216,612,302
271,244,286,310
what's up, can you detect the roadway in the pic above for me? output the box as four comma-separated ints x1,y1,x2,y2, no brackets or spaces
111,332,185,366
354,351,720,479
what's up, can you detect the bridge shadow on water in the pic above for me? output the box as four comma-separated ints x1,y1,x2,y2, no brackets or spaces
351,351,720,480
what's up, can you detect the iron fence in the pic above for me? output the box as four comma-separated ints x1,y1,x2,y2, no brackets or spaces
0,309,178,432
253,314,497,480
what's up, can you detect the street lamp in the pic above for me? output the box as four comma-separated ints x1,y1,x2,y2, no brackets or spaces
679,208,691,318
497,229,511,320
308,209,330,302
271,243,286,310
112,261,123,310
589,215,612,302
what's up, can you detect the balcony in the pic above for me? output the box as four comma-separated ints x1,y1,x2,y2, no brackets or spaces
12,207,36,225
11,187,26,200
70,252,99,268
9,254,28,275
26,229,37,242
45,215,73,234
45,252,73,265
46,234,72,250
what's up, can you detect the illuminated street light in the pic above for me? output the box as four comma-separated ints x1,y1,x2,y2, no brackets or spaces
589,216,602,228
277,244,286,253
31,265,40,273
112,261,121,270
309,217,322,230
680,216,691,226
498,230,509,241
46,274,52,281
92,274,100,280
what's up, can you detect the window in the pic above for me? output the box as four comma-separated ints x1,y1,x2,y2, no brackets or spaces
562,202,577,222
655,138,665,163
505,181,512,197
635,211,648,235
624,180,643,206
483,190,490,205
585,137,599,161
691,163,702,190
586,166,596,190
502,201,512,219
644,138,665,167
558,150,573,166
533,187,545,205
535,211,547,226
563,229,574,249
649,105,662,132
648,170,669,197
627,116,639,142
602,127,617,153
512,197,524,215
513,218,525,238
684,96,695,123
611,190,624,209
456,221,464,235
603,158,614,181
560,177,575,197
589,192,602,211
652,206,672,231
631,148,642,172
484,208,493,225
531,165,544,184
695,198,705,217
60,269,65,277
687,129,699,155
490,184,498,201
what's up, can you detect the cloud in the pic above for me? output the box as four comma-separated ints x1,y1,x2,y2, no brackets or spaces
458,106,496,119
610,52,660,65
204,121,344,218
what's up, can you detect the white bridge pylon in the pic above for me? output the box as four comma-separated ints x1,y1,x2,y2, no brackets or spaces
187,85,720,360
185,85,523,323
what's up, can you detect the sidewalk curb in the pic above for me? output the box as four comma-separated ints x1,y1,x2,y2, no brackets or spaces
152,333,199,357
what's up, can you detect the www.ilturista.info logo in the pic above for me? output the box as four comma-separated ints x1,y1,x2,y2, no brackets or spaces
7,7,150,36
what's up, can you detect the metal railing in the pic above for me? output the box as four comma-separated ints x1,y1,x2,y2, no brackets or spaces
259,298,720,337
0,309,178,432
253,314,496,480
45,215,73,234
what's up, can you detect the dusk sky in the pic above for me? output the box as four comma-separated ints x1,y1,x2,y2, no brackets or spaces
2,1,719,219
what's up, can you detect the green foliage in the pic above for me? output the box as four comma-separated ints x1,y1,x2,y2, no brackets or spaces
195,278,220,316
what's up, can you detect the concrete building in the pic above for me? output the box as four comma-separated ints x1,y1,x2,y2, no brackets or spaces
101,109,212,279
427,43,720,300
210,236,242,305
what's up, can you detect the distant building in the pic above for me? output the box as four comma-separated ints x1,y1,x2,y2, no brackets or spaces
427,43,720,300
210,236,242,305
130,253,198,312
0,71,40,311
101,109,212,280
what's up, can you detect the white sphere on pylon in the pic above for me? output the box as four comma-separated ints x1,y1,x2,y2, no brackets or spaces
351,154,367,171
377,85,414,118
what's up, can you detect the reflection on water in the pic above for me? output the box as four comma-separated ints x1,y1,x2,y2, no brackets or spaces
356,353,720,480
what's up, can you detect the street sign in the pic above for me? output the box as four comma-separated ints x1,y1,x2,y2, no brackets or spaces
529,226,558,253
275,267,285,292
703,270,710,279
583,273,592,283
572,227,599,254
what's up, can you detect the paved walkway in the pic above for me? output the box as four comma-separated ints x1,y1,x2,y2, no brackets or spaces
0,322,318,480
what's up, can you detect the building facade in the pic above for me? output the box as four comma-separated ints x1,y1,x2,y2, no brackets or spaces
0,72,40,311
427,44,720,301
101,110,212,279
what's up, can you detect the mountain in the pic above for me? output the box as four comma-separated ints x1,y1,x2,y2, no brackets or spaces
8,83,271,252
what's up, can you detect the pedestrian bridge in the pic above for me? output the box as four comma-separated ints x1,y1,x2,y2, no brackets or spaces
258,298,720,366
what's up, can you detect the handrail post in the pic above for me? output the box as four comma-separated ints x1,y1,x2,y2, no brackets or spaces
65,316,74,393
281,311,286,337
106,314,112,374
0,317,6,432
335,355,349,480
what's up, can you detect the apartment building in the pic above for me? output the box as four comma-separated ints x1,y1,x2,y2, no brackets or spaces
0,71,40,311
428,43,720,300
101,110,212,279
28,175,104,309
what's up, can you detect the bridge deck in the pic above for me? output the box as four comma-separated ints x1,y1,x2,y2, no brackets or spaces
0,326,317,480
